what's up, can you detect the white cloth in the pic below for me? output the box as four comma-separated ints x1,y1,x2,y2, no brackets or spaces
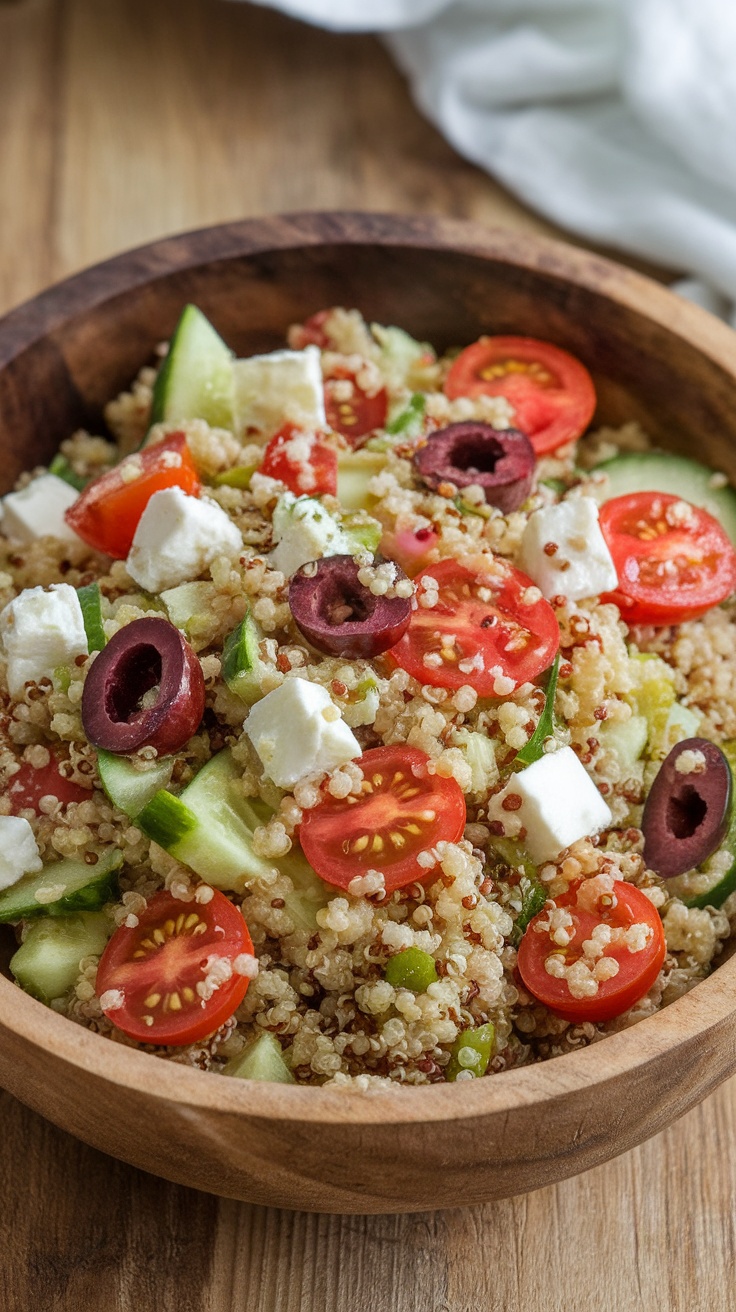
248,0,736,321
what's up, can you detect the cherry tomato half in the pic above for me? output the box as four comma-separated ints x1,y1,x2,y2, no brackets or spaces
444,337,596,456
299,745,466,893
599,492,736,625
260,424,337,497
324,369,388,446
97,889,253,1045
385,558,560,696
517,879,665,1023
65,433,201,558
7,752,90,815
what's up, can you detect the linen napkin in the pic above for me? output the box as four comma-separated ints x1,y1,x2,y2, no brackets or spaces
247,0,736,322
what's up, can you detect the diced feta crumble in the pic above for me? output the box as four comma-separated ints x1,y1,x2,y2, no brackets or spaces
233,345,326,437
0,583,88,696
518,497,617,602
488,745,613,864
0,816,43,891
0,474,81,545
245,678,362,788
126,486,242,593
269,492,352,577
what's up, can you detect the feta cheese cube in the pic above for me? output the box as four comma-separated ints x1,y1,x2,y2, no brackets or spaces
488,745,612,864
126,487,242,593
233,345,325,437
518,497,618,602
0,816,43,891
0,583,88,697
245,678,361,788
269,492,351,577
1,474,80,544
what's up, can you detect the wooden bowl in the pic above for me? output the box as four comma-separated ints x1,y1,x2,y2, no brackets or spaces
2,213,736,1215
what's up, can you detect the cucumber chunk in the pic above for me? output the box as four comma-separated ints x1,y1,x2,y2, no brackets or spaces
10,912,111,1003
150,305,235,430
668,742,736,908
0,849,122,923
591,451,736,545
160,581,212,636
49,454,87,492
96,749,175,819
138,748,276,891
77,582,106,652
222,610,268,706
277,848,331,932
223,1031,295,1083
336,450,385,511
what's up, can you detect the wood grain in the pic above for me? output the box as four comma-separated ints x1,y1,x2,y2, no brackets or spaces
0,0,732,1308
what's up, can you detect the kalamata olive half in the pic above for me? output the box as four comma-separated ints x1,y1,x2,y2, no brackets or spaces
412,422,535,513
642,737,732,879
289,555,412,659
82,617,205,756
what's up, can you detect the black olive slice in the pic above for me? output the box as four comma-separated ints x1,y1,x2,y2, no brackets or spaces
289,556,412,659
642,737,732,879
412,422,535,512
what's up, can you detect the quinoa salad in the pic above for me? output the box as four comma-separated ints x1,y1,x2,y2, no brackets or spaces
1,304,736,1089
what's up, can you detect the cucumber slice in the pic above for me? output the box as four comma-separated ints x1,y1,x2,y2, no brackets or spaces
138,748,276,891
96,749,174,819
222,610,267,706
454,729,499,793
10,912,111,1003
223,1031,295,1083
150,305,235,430
336,450,385,512
160,581,212,636
277,848,331,931
599,715,649,772
591,451,736,545
49,454,87,492
341,511,382,555
77,582,106,652
213,464,258,490
0,849,122,923
668,742,736,908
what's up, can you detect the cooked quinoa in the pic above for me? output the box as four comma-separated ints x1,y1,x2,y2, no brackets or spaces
2,304,736,1088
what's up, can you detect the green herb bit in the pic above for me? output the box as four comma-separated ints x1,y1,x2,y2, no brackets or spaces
539,477,566,496
384,946,438,993
446,1023,495,1081
514,653,561,767
453,495,488,518
49,453,87,492
512,875,547,945
77,582,106,653
386,392,426,437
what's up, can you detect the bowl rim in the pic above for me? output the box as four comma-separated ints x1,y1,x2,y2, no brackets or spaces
2,208,736,1126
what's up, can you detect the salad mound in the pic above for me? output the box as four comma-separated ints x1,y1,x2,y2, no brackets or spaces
1,305,736,1088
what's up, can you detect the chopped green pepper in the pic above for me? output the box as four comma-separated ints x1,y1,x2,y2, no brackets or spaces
384,947,438,993
446,1022,495,1081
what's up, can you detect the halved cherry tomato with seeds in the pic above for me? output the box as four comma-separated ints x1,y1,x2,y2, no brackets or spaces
444,337,596,456
65,432,200,558
96,889,253,1045
517,879,665,1023
7,753,90,815
599,492,736,625
299,745,466,893
385,558,559,696
260,424,337,497
324,369,388,446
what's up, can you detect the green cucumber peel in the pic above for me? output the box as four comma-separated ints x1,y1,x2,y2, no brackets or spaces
96,749,175,819
77,583,106,652
150,304,235,432
222,611,266,705
386,392,426,437
138,789,198,850
213,464,258,489
514,653,561,767
49,454,87,492
0,849,123,923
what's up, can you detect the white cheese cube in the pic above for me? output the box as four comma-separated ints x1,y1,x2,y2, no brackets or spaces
269,492,351,577
488,745,612,864
518,497,618,602
0,583,89,697
245,678,361,788
233,345,326,437
1,474,80,544
0,816,43,891
126,487,242,593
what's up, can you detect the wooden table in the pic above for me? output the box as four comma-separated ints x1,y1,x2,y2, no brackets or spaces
1,2,734,1308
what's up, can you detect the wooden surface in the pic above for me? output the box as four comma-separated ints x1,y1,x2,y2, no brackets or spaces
0,0,732,1307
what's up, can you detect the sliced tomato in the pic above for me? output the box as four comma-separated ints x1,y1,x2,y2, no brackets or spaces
324,369,388,446
385,558,559,696
65,433,201,558
299,745,466,893
260,424,337,497
381,526,439,578
517,879,665,1023
599,492,736,625
444,337,596,456
96,889,253,1045
7,753,90,815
